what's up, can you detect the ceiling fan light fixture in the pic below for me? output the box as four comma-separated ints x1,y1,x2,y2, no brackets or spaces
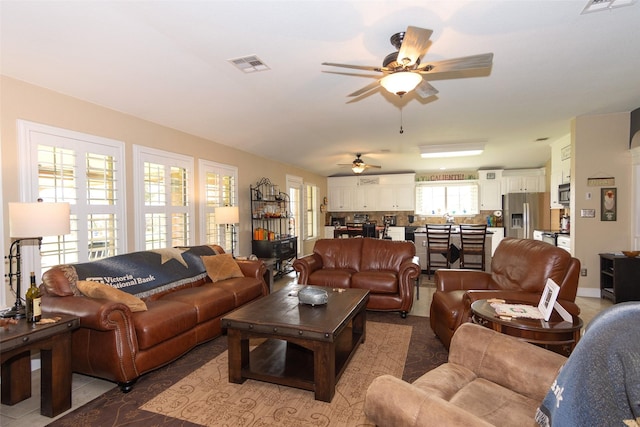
380,71,422,96
352,161,366,174
419,142,485,158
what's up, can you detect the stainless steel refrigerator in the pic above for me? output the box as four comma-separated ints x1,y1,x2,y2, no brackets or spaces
503,192,545,239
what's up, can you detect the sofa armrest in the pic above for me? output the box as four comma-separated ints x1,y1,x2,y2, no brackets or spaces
398,256,421,296
235,259,269,295
42,294,135,331
292,253,323,284
365,374,495,427
434,269,492,292
449,323,566,402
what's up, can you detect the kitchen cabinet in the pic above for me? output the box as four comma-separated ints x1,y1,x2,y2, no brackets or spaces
327,177,356,211
502,169,545,194
487,227,505,255
550,137,571,208
324,226,335,238
599,253,640,303
327,173,415,212
478,170,503,211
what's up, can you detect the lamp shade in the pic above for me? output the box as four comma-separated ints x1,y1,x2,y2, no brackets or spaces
215,206,239,224
380,72,423,96
9,202,71,238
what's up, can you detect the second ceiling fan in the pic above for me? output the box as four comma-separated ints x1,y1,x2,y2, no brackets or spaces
338,153,381,174
322,26,493,98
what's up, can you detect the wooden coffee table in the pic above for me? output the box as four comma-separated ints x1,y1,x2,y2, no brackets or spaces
471,299,583,356
222,284,369,402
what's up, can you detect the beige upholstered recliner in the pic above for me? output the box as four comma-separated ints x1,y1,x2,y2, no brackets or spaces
364,322,567,426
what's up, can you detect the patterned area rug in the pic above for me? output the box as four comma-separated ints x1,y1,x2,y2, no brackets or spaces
140,321,411,426
47,313,447,427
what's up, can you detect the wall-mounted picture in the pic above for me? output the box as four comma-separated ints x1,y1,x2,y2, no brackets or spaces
601,188,616,221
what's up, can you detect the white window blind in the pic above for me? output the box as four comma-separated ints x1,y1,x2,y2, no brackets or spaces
199,160,238,250
415,182,479,216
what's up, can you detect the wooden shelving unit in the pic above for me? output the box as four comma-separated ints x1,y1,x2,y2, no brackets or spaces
599,253,640,303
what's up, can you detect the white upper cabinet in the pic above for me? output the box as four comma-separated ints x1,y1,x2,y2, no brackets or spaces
478,170,503,211
502,168,545,193
550,136,571,208
327,174,415,212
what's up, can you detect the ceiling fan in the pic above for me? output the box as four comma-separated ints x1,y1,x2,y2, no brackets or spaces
338,153,382,174
322,26,493,98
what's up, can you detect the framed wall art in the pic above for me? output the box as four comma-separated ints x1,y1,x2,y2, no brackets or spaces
601,187,616,221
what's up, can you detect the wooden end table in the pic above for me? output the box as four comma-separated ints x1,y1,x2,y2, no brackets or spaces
222,285,369,402
470,299,583,356
1,313,79,417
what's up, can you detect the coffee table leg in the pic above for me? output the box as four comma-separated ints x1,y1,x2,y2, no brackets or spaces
227,329,248,384
314,342,336,402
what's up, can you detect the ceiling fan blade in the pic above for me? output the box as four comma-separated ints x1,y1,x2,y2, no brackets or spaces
348,80,382,97
322,62,385,72
397,26,433,67
414,80,439,98
364,164,382,169
417,53,494,74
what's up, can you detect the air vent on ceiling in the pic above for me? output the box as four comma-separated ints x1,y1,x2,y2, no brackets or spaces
228,55,270,73
581,0,637,14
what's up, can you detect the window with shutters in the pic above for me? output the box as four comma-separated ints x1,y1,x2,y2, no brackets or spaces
199,160,238,250
305,184,318,239
415,182,479,216
133,146,194,250
18,120,125,270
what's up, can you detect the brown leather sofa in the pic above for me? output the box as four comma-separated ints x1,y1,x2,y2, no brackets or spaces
430,238,581,348
293,238,420,317
364,322,567,426
41,244,267,392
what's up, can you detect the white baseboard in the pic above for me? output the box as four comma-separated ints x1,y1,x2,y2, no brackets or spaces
577,287,600,298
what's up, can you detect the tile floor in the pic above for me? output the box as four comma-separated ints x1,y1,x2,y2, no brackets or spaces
0,272,613,427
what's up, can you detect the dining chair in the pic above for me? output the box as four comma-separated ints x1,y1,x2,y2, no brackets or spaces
426,224,453,279
459,224,488,270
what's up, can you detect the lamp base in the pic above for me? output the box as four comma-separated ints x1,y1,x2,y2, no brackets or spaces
1,304,25,319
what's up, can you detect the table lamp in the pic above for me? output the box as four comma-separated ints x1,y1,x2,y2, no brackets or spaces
215,206,239,257
2,201,70,319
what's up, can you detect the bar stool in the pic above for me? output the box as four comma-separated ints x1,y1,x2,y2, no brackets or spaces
426,224,452,279
459,224,488,271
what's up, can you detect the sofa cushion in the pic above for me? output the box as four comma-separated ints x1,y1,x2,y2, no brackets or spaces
77,280,148,312
352,271,398,294
313,238,363,271
308,269,354,288
360,238,415,271
132,299,198,350
160,285,236,322
201,254,244,283
210,277,265,306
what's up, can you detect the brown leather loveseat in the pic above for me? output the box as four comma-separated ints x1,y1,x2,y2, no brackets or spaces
293,238,420,317
430,238,581,348
41,244,267,392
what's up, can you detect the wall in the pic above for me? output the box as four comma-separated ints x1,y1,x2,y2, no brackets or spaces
1,76,326,304
572,111,632,297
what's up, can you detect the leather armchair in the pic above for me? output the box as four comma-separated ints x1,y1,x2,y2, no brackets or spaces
430,238,581,348
364,322,567,426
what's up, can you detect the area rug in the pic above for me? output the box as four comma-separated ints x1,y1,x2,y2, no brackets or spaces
47,313,447,427
140,321,411,426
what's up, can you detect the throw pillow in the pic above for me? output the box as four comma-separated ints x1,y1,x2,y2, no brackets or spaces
76,280,148,312
202,254,244,283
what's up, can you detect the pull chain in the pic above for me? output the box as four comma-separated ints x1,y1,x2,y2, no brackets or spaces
399,108,404,134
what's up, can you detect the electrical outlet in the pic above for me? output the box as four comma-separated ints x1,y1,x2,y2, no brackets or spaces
580,268,587,277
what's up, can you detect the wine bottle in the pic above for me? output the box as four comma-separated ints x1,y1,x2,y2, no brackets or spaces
25,272,42,323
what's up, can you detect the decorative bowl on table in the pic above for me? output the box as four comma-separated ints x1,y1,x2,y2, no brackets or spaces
621,251,640,258
298,286,328,306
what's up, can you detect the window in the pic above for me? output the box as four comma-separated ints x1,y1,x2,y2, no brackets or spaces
199,160,238,251
133,146,194,250
18,120,125,271
415,182,479,216
305,184,318,239
286,175,303,256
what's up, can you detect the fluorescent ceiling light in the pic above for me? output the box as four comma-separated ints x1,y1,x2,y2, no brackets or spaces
419,142,485,158
380,72,423,96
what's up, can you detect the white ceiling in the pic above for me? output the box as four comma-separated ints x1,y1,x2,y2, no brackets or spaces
2,1,639,177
